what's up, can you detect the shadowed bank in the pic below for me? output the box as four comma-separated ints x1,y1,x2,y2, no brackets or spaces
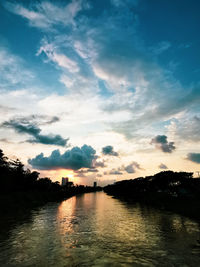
104,171,200,221
0,149,102,216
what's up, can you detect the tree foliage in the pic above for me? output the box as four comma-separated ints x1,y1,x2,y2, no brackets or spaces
104,170,200,199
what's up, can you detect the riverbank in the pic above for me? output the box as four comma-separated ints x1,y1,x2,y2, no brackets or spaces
0,149,102,216
105,192,200,222
0,186,102,216
104,171,200,221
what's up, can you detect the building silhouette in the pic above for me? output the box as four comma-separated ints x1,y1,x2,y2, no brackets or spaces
61,177,69,186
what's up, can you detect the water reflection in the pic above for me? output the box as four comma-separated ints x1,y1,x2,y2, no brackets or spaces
1,192,200,266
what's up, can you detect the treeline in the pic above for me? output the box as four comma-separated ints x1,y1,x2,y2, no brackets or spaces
104,171,200,199
104,171,200,219
0,149,101,211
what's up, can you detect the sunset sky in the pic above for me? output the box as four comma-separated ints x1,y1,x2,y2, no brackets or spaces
0,0,200,185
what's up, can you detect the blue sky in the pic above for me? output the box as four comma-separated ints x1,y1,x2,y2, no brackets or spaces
0,0,200,185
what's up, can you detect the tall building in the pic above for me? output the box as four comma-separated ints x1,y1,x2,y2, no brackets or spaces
93,181,97,188
61,177,69,186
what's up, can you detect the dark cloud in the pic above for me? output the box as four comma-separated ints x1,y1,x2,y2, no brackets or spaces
105,161,142,176
4,115,59,126
187,153,200,164
26,115,60,126
3,120,40,135
151,135,175,153
94,159,106,168
109,169,123,175
102,145,119,156
1,117,67,146
28,145,96,170
123,161,142,173
40,116,59,125
0,138,13,144
75,168,99,174
159,163,168,169
87,168,99,172
28,134,68,146
74,172,87,178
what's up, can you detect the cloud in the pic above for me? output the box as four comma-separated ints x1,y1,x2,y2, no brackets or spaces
28,145,96,170
74,172,87,178
37,42,79,73
1,117,68,146
105,84,200,140
0,138,13,144
5,0,84,30
109,169,123,175
0,47,33,89
151,135,176,153
15,115,60,126
111,0,138,7
75,168,99,175
159,163,168,169
2,119,40,135
116,161,142,174
187,153,200,164
123,161,142,173
28,134,68,146
37,115,60,125
0,105,16,115
37,38,97,95
105,161,142,175
150,41,171,55
93,159,106,168
4,0,200,144
102,145,119,156
169,116,200,142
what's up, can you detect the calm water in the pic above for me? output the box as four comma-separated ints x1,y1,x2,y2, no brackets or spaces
1,192,200,267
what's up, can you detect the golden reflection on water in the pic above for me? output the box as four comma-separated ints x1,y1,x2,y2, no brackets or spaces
1,192,200,267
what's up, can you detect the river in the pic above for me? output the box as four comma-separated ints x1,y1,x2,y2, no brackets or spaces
1,192,200,266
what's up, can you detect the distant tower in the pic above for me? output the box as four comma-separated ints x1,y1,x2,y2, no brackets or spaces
93,181,97,188
62,177,69,186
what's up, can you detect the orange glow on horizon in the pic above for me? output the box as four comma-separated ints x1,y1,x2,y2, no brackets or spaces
40,169,76,183
59,169,74,180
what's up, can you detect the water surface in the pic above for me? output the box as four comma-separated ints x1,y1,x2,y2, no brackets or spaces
1,192,200,266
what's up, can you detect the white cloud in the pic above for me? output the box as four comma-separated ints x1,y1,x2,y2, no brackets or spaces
150,41,171,55
168,116,200,142
37,42,79,73
5,0,83,30
0,48,34,88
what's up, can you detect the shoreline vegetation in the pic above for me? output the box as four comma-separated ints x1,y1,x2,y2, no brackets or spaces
0,149,102,215
104,171,200,221
1,147,200,222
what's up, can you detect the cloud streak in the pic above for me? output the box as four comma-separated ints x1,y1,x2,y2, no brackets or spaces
5,0,84,30
1,117,68,146
0,47,33,89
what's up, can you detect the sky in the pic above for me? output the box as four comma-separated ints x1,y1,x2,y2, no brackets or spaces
0,0,200,186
